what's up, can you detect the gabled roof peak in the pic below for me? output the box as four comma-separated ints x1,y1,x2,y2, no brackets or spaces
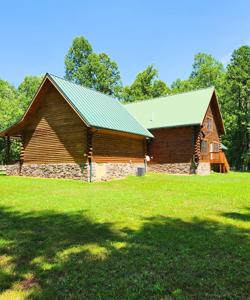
47,74,153,137
0,73,153,138
47,73,118,100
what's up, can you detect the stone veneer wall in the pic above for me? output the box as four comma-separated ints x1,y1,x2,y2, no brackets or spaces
148,163,193,174
92,162,145,181
196,162,211,175
6,162,145,181
5,164,21,176
6,163,89,181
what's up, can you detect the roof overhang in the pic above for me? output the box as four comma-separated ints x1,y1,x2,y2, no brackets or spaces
0,74,94,138
147,123,200,131
0,74,48,137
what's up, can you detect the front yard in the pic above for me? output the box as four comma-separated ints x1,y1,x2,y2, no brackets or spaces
0,173,249,299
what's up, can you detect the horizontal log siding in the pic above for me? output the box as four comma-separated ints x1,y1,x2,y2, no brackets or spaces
149,126,194,163
200,99,220,162
22,86,87,164
92,131,145,163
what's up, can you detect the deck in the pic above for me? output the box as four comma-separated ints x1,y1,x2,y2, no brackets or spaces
201,151,230,173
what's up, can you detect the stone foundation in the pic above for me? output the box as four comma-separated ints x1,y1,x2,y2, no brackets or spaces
148,163,193,174
5,164,21,176
196,162,211,175
6,163,89,181
6,162,145,181
92,162,145,181
6,161,211,180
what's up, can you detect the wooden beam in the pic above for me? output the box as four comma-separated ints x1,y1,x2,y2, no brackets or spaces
6,136,10,164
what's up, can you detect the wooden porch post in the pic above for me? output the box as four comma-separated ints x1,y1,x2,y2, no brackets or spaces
6,135,10,165
20,136,24,163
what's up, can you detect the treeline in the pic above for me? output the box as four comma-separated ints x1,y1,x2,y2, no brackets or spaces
0,36,249,170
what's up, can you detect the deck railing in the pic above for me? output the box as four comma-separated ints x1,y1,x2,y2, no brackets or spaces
200,151,230,172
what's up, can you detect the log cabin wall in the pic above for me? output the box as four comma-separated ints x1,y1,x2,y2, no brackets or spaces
22,85,88,164
92,129,145,163
200,98,221,162
148,126,195,164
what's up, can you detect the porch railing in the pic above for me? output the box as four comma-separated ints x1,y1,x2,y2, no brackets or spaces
200,151,230,172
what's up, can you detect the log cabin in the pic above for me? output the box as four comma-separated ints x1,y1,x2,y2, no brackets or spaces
0,74,153,181
0,74,229,180
126,87,229,175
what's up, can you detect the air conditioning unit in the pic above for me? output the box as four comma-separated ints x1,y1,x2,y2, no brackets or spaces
137,167,145,176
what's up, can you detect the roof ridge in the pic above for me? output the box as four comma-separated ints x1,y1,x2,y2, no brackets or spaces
125,86,215,106
48,73,119,101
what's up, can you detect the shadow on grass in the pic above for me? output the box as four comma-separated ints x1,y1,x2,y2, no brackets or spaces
0,206,249,299
221,207,250,222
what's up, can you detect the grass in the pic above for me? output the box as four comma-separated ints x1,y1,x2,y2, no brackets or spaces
0,172,249,299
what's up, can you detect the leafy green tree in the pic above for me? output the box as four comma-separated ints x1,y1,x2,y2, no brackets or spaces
224,46,250,170
171,53,225,95
122,65,170,102
65,36,93,83
190,53,225,89
0,79,22,164
171,78,194,94
65,36,122,96
85,53,122,96
18,75,43,110
0,80,21,131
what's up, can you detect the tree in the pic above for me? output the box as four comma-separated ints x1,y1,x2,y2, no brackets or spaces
190,53,225,89
122,65,170,102
18,75,43,110
224,46,250,170
65,36,122,96
0,80,21,131
0,79,22,164
85,53,122,96
65,36,93,83
171,53,225,95
171,78,194,94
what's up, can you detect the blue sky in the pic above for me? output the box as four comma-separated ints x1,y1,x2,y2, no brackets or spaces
1,0,250,87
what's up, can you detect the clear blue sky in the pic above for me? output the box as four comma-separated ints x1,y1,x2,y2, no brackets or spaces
1,0,250,87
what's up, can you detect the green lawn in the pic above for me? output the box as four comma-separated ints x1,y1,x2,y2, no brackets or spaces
0,173,249,299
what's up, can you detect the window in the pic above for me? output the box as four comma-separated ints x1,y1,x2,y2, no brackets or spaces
201,140,208,153
213,142,219,152
207,117,213,131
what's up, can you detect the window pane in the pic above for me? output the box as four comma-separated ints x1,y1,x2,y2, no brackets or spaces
207,118,213,131
201,140,208,153
213,143,219,152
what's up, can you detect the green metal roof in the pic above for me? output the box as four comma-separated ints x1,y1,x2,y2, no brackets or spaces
220,143,228,150
126,87,215,129
48,74,153,138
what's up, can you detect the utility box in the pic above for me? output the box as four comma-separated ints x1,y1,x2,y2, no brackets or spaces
137,167,145,176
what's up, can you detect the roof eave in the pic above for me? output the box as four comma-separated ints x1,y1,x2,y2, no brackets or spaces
0,74,50,137
147,123,200,130
92,125,154,138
